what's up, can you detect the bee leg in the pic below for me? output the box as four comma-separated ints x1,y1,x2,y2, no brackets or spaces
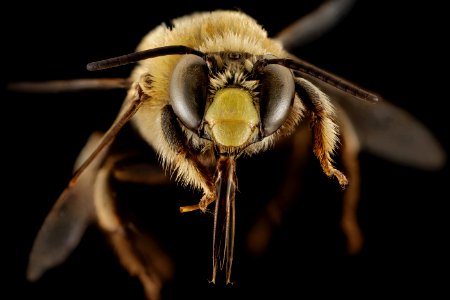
295,77,348,186
247,124,312,255
95,154,174,300
338,109,364,254
105,224,173,300
160,105,215,211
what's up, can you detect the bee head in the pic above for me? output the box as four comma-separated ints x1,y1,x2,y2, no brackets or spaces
170,52,295,155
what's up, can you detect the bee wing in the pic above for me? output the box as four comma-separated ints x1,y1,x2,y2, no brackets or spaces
27,132,106,281
334,96,446,170
275,0,356,50
27,86,143,281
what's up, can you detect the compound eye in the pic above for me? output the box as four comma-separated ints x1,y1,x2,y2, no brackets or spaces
259,64,295,137
170,54,208,131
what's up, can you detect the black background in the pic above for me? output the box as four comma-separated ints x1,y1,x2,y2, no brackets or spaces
3,1,449,299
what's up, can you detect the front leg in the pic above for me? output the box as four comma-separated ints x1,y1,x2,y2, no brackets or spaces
160,105,216,212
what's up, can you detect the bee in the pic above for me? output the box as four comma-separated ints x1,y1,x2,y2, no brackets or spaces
10,1,446,299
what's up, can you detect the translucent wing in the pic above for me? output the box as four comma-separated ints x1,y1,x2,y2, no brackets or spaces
27,86,144,281
275,0,357,50
334,94,446,170
27,132,106,281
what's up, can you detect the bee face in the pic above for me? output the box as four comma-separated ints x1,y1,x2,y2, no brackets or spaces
170,52,296,155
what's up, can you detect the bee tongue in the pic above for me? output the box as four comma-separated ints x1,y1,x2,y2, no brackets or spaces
211,155,237,284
